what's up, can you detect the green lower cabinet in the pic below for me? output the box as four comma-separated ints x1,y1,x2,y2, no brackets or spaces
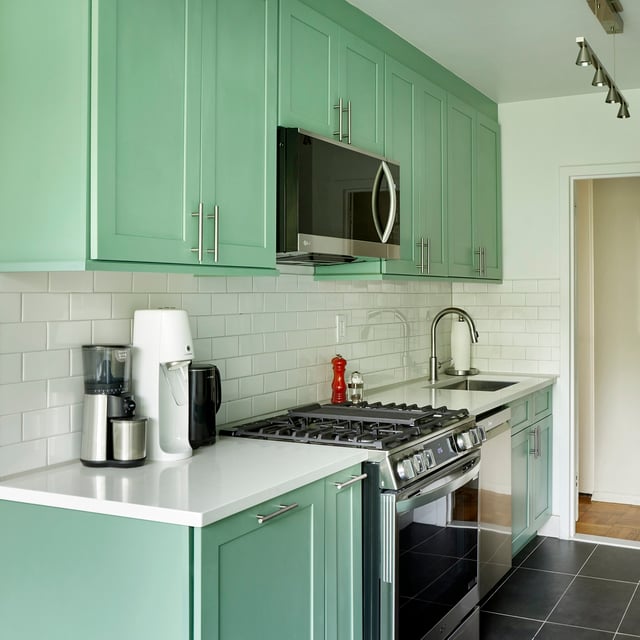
0,501,192,640
510,389,553,556
324,465,364,640
195,480,326,640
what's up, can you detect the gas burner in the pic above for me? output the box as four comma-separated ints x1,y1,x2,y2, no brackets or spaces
220,401,473,452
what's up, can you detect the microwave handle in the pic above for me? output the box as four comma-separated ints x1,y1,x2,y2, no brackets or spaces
371,161,397,244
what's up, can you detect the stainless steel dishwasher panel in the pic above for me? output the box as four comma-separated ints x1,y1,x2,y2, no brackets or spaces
477,406,512,599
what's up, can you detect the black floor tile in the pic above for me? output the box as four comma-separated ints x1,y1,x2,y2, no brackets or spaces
580,546,640,583
513,536,546,567
479,611,541,639
620,588,640,636
482,567,573,620
521,537,595,574
536,622,614,639
549,576,636,632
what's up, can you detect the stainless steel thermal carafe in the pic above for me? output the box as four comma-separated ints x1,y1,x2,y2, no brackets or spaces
111,417,147,466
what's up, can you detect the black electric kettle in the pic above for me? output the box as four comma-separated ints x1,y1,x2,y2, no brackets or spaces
188,363,222,448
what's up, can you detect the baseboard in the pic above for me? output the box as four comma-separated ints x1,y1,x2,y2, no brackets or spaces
591,492,640,506
538,514,560,538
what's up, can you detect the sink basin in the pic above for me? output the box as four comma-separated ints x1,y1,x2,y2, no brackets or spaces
436,379,517,392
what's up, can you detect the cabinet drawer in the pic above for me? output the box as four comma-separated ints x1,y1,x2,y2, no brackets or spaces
533,387,552,420
509,396,531,433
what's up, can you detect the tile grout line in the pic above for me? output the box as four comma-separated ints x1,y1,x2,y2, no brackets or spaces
530,542,600,639
613,581,640,637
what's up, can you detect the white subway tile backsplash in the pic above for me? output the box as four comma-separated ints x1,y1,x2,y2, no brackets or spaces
22,293,69,322
1,322,47,353
0,414,21,446
0,293,21,322
0,274,560,477
47,321,92,350
0,272,48,293
23,406,70,441
0,354,21,384
23,350,69,381
50,272,93,292
93,271,133,293
70,293,111,320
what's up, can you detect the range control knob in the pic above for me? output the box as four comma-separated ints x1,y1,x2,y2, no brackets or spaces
412,452,426,474
424,449,435,468
454,432,472,451
396,458,416,481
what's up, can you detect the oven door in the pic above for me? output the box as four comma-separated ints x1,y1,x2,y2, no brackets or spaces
379,451,480,640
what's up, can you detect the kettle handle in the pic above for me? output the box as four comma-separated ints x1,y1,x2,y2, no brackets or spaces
214,366,222,413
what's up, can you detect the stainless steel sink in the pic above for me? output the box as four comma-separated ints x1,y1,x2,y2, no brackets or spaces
436,379,517,392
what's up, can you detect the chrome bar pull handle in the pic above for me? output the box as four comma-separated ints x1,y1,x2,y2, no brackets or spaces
346,100,352,144
191,202,204,263
256,502,299,524
474,247,482,274
205,205,219,263
425,237,431,275
530,426,540,457
333,98,344,141
333,472,367,491
482,247,487,276
415,237,425,273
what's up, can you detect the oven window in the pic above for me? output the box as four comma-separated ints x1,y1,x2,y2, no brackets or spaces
397,477,479,640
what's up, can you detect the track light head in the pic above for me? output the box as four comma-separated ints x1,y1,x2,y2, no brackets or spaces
617,102,630,119
576,40,593,66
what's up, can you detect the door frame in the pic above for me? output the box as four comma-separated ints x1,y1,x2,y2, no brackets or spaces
560,162,640,541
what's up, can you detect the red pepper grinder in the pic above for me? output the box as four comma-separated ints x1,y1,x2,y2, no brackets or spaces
331,354,347,404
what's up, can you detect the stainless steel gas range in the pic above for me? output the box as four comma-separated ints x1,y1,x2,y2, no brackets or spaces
221,401,483,640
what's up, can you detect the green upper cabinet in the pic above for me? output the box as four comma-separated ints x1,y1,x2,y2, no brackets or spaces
447,96,502,280
0,0,90,270
383,60,447,278
279,0,384,154
93,0,277,269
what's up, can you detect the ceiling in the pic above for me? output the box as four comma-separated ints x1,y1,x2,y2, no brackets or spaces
346,0,640,104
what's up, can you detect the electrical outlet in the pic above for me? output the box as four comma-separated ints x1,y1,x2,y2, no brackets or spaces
335,314,346,343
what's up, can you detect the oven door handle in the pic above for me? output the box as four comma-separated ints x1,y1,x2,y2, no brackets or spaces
395,460,479,514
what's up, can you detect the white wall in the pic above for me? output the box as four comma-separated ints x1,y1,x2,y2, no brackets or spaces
498,87,640,537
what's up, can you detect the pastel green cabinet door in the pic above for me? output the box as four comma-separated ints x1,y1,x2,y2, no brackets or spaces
92,0,202,264
415,78,448,276
380,58,417,275
447,96,475,278
475,113,502,279
511,426,532,555
279,0,339,137
195,481,325,640
0,0,89,269
340,31,384,154
531,415,552,528
200,0,277,268
0,501,191,640
325,466,364,640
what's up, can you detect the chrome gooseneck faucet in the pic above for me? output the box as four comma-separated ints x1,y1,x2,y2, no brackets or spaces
429,307,478,382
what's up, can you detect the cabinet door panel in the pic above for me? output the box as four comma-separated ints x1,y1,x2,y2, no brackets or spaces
0,0,89,268
279,0,339,137
196,481,325,640
476,114,502,279
201,0,276,267
532,416,552,526
341,31,384,153
325,466,363,640
382,59,416,273
447,97,475,278
93,0,202,264
511,427,531,554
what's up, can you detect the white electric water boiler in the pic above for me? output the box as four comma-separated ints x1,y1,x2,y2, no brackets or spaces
132,309,194,461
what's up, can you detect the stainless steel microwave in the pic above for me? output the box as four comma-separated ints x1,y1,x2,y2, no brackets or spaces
276,127,400,265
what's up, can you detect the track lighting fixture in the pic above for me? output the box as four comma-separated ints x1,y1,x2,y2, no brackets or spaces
575,36,630,119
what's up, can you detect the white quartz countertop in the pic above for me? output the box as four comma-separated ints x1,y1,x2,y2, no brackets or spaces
365,372,556,416
0,439,367,528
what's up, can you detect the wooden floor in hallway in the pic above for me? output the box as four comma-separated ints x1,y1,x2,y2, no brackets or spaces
576,494,640,541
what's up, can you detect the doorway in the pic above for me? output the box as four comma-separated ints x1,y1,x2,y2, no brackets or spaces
574,176,640,542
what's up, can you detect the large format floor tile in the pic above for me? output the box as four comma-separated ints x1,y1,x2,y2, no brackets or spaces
580,545,640,582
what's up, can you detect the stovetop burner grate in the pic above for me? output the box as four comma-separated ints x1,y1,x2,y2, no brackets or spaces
220,401,472,451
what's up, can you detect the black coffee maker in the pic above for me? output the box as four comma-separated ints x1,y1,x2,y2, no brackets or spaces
188,363,222,448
